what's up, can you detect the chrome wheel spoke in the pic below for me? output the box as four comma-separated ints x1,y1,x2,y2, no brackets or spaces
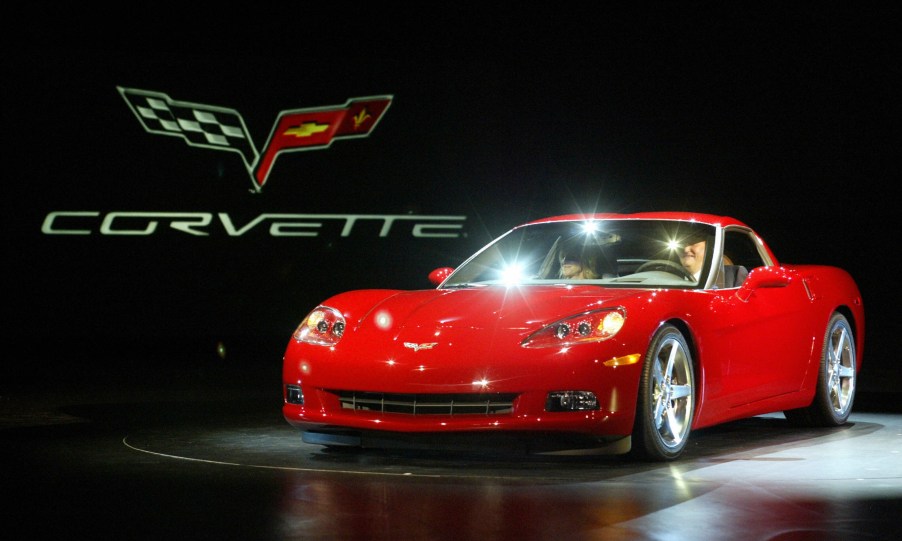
665,406,682,443
664,342,677,380
670,383,692,401
836,364,855,379
652,359,667,427
832,326,848,361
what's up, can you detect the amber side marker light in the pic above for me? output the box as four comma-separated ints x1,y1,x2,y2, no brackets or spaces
603,354,641,367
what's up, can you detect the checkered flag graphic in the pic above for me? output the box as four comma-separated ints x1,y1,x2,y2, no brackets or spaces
117,87,259,172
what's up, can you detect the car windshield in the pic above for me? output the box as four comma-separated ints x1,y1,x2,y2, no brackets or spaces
441,219,715,289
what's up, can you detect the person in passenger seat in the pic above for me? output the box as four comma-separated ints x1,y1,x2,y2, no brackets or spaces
722,254,749,288
559,251,600,280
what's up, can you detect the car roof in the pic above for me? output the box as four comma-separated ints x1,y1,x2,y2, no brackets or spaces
525,212,750,229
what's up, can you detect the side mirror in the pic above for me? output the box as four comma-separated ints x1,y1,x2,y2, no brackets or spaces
428,267,455,286
736,266,791,302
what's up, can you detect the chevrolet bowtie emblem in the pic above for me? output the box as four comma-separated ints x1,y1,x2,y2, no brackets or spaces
403,342,438,352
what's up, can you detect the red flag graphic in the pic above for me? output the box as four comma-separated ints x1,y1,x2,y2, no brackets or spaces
255,97,392,188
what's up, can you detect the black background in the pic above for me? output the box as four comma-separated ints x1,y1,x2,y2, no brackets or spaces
4,4,898,390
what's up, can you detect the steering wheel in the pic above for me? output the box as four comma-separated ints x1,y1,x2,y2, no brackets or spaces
635,259,695,281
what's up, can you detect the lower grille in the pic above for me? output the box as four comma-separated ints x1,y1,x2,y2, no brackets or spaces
333,390,517,415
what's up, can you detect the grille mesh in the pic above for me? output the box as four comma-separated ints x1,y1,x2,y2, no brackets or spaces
333,390,517,415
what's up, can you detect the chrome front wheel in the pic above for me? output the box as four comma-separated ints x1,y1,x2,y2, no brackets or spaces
632,324,695,461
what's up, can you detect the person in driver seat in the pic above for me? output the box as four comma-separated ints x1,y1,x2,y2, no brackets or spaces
679,233,707,281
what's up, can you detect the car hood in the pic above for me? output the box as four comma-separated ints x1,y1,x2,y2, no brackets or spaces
343,285,642,339
300,285,658,390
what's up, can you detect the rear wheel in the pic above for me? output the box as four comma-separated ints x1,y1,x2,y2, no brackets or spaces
784,312,857,426
631,324,695,461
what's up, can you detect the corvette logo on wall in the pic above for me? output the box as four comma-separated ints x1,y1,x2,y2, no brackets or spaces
117,87,392,192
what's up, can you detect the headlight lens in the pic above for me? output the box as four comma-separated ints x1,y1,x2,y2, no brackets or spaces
521,308,626,348
293,306,346,346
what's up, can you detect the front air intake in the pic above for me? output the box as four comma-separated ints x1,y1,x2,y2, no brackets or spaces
333,390,517,415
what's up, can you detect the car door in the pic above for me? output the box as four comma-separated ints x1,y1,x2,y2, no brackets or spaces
708,229,817,407
718,269,817,407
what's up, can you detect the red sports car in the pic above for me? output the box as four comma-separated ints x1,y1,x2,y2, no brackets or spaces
282,212,864,460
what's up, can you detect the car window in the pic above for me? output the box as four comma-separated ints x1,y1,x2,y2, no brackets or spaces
710,228,769,289
723,229,767,270
442,219,715,289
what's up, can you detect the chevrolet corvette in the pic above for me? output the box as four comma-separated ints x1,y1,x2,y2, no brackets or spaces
282,212,864,460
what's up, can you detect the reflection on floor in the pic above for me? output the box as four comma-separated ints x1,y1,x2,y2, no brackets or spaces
2,369,900,541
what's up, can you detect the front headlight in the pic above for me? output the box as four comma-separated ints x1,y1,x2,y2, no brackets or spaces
292,305,346,346
521,308,626,348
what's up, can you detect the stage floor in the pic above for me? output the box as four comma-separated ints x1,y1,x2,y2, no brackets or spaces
3,369,900,541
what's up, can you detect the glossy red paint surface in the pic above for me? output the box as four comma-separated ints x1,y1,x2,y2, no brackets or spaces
282,213,865,453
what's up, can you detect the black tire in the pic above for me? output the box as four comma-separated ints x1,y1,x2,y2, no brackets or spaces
631,324,695,461
784,313,857,426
